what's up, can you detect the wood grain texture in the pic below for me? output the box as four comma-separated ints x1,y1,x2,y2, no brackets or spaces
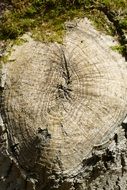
0,18,127,187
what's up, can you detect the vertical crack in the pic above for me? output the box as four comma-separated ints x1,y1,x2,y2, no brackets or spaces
121,153,126,176
61,49,71,85
114,133,118,145
121,122,127,139
57,48,73,102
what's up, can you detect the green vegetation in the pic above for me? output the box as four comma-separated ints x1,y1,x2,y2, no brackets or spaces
111,45,125,54
0,0,127,42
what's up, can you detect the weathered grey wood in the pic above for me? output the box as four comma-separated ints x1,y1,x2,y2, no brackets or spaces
0,18,127,190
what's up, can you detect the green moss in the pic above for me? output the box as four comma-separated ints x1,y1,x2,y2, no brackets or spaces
110,45,125,54
99,0,126,10
85,9,115,35
13,38,27,45
0,0,127,42
119,18,127,29
0,10,35,40
0,48,12,63
0,55,9,63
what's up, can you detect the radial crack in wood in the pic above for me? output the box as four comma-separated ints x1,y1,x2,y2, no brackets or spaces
0,18,127,189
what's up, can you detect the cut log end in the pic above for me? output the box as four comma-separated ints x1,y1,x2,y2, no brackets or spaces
0,18,127,189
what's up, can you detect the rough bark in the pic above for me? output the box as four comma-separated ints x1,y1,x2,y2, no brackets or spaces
0,18,127,190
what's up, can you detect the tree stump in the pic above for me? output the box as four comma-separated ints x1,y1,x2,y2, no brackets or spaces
0,18,127,190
